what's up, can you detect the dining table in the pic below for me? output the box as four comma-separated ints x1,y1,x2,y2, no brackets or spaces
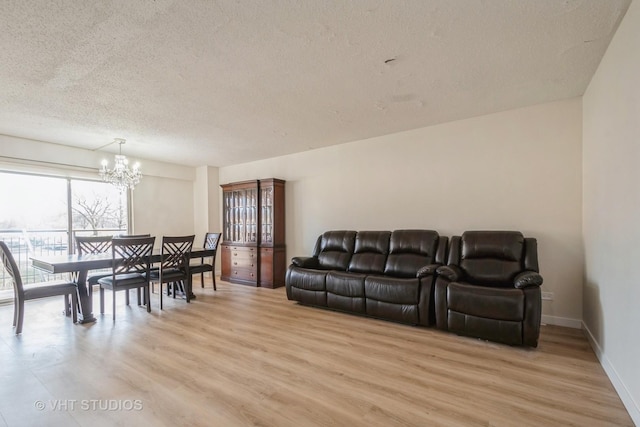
30,248,215,323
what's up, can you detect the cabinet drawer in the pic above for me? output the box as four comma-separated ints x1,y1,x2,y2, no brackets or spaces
231,256,257,269
230,249,256,262
230,266,257,281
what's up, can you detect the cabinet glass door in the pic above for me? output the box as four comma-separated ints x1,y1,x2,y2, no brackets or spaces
245,188,258,243
223,191,232,242
261,186,273,244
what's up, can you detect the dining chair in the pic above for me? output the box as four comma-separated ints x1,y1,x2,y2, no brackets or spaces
107,235,152,303
110,234,151,304
98,236,155,321
190,232,221,290
149,235,195,309
0,241,77,334
75,234,113,290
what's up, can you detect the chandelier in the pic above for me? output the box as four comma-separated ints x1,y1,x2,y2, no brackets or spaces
98,138,142,191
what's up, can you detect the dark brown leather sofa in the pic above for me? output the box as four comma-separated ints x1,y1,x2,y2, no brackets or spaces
285,230,448,326
434,231,543,347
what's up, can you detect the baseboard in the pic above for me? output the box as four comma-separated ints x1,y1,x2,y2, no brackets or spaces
541,314,582,329
583,321,640,425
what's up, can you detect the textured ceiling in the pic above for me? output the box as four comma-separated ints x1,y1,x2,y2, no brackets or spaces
0,0,631,167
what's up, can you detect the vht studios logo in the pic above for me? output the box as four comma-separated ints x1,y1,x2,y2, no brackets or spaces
35,399,143,411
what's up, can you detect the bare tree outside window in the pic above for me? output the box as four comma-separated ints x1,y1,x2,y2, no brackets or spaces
72,194,126,235
71,181,127,237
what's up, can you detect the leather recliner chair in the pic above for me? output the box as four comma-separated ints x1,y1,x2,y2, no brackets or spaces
434,231,543,347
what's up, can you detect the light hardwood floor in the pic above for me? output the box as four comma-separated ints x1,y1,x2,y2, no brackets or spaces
0,279,633,427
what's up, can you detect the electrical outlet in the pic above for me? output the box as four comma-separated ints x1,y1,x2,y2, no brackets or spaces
541,292,554,301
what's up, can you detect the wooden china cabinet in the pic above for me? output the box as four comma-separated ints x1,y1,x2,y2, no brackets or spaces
220,178,286,288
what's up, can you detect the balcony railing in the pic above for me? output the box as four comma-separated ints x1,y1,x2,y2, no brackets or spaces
0,228,126,293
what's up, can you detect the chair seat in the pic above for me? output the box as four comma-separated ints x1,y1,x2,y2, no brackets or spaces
87,272,112,286
23,281,77,300
189,263,212,275
447,282,524,321
149,268,187,282
98,273,148,289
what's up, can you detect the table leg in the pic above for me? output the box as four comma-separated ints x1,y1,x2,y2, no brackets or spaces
75,270,97,323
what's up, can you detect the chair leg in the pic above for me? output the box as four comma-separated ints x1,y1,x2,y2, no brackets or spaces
64,294,70,316
212,271,217,291
12,299,18,327
112,289,116,321
145,285,151,313
160,281,163,310
201,272,204,288
15,300,25,334
70,292,78,324
125,289,130,306
100,287,105,314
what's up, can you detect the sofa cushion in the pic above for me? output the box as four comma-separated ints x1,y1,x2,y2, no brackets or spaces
327,271,366,313
364,275,420,305
364,275,421,324
326,271,366,297
447,282,524,321
348,231,390,274
315,230,357,270
459,231,524,286
286,266,327,291
384,230,439,278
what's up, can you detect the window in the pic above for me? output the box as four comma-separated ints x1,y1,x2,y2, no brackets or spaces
0,171,129,298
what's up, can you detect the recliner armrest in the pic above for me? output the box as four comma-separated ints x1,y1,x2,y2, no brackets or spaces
291,257,319,269
416,264,440,278
514,271,543,289
436,265,464,282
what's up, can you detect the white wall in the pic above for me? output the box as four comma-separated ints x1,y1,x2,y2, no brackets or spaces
131,175,194,238
220,98,584,326
582,1,640,423
193,165,221,271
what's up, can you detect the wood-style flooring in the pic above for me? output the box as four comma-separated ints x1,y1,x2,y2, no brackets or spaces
0,279,633,427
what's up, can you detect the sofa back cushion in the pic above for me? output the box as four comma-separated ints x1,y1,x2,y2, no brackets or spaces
459,231,524,287
384,230,439,278
348,231,391,274
313,230,357,270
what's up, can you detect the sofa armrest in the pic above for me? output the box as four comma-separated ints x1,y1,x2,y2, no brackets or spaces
436,265,464,282
291,256,319,269
416,264,440,278
514,271,543,289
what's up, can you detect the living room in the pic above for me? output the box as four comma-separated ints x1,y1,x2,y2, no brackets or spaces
0,1,638,425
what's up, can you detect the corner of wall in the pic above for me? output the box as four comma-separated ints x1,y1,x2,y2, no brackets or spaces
582,321,640,424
